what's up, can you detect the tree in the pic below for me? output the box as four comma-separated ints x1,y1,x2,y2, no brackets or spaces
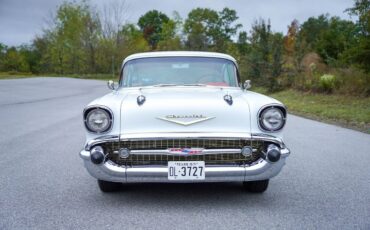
247,19,272,82
0,43,7,71
33,36,50,73
346,0,370,36
344,0,370,72
284,19,299,57
138,10,170,49
295,14,358,66
298,14,330,52
215,7,242,51
3,47,29,72
39,1,101,74
315,17,358,64
19,45,42,73
269,33,284,91
183,8,218,50
184,7,241,51
157,12,183,51
237,31,249,55
119,23,150,54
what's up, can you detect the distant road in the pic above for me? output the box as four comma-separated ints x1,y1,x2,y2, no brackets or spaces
0,77,369,229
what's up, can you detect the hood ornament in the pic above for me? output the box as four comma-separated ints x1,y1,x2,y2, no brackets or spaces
224,94,233,105
137,95,146,106
157,114,215,126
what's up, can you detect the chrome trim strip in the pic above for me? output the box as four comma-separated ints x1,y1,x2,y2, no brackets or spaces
130,148,242,156
120,133,252,140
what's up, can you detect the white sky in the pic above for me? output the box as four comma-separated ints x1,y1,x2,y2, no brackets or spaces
0,0,355,46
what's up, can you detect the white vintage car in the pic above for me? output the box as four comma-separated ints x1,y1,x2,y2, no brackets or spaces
80,51,290,193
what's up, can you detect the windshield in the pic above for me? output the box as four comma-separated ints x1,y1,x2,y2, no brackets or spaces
120,57,239,87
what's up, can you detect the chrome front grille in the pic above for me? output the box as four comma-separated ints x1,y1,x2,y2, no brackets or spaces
101,138,265,166
121,139,250,149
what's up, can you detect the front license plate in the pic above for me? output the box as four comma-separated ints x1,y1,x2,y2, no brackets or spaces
168,161,205,180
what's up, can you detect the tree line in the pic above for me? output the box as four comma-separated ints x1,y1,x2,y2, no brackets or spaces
0,0,369,95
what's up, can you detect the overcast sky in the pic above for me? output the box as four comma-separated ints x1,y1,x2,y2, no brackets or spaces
0,0,355,46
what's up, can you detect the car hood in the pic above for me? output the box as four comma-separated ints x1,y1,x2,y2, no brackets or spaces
119,87,251,135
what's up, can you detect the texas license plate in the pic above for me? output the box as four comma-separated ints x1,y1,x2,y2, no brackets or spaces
168,161,205,180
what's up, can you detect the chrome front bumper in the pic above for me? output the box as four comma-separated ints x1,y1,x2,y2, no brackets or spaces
79,147,290,183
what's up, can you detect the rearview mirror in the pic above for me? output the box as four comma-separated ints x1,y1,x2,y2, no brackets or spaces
243,80,251,90
107,80,117,90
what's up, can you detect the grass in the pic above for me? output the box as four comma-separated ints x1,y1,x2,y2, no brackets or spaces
0,72,36,79
255,88,370,133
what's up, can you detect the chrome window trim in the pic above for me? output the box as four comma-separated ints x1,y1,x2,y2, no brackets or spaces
83,105,114,134
257,104,287,133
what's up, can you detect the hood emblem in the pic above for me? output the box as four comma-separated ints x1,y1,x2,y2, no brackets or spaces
157,114,215,126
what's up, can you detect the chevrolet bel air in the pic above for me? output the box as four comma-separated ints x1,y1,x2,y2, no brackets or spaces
79,51,290,193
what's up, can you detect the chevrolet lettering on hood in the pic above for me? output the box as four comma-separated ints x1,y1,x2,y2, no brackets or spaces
79,51,290,193
157,114,215,126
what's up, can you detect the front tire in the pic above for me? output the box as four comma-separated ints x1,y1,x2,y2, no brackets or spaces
243,179,269,193
98,180,121,192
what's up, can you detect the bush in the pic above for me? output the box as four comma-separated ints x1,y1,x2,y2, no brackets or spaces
319,74,336,93
333,68,370,96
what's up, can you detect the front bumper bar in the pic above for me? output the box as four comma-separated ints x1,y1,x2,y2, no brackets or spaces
79,147,290,183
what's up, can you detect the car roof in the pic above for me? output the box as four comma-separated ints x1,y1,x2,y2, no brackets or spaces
122,51,237,66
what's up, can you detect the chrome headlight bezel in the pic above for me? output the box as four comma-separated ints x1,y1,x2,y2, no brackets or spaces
258,104,287,132
83,106,113,134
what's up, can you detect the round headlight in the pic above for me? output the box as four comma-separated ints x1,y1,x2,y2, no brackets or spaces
259,107,286,131
85,108,112,133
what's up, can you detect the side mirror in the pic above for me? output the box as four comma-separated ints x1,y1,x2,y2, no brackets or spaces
243,80,251,90
107,80,117,90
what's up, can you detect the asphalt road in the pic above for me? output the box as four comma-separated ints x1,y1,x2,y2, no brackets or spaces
0,77,369,230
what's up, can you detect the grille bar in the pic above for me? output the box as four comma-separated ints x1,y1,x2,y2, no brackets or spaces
129,148,242,155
